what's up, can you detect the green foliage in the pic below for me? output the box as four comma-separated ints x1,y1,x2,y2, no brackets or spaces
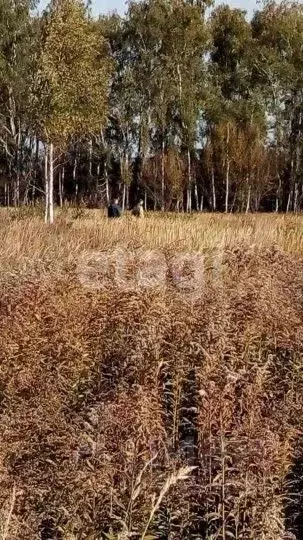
0,0,36,96
1,0,303,212
35,0,111,144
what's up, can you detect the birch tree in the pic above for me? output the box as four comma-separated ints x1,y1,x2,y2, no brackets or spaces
35,0,111,222
99,13,136,209
0,0,37,205
166,1,208,211
209,5,254,212
252,1,303,211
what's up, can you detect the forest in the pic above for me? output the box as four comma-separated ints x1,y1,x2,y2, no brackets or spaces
1,0,303,220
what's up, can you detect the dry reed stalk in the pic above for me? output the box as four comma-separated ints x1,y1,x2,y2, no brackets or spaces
0,210,302,538
141,466,197,539
1,483,16,540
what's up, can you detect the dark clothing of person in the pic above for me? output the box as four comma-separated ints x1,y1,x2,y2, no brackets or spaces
131,206,140,217
108,203,122,218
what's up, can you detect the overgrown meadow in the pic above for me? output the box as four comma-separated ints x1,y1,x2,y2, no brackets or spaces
0,210,302,539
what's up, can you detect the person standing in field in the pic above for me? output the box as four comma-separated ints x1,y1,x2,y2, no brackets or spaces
108,198,122,218
131,199,144,218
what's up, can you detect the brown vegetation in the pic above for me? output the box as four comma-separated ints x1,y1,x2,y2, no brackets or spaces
0,211,302,539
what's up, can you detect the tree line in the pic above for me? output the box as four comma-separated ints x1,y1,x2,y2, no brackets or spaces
1,0,303,221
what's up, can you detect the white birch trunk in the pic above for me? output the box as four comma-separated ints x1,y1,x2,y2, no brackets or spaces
286,191,291,213
275,196,279,213
121,151,129,212
194,181,199,211
187,149,192,213
245,185,251,214
16,126,21,207
126,184,129,210
73,154,78,199
4,183,8,207
294,183,298,213
105,166,109,206
89,138,93,178
96,162,100,204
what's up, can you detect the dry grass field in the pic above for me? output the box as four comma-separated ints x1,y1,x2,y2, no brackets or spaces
0,209,302,539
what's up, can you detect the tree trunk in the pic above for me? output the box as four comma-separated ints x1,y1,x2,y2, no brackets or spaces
96,162,100,205
122,183,126,211
13,169,20,207
73,153,78,201
13,123,22,207
8,86,18,207
187,149,192,213
32,183,36,206
59,166,64,208
287,155,295,213
275,172,281,213
32,136,39,207
88,138,93,178
62,166,65,207
187,187,192,213
4,182,9,207
122,182,129,212
105,164,110,206
23,182,30,206
294,183,298,212
211,163,216,211
144,189,147,211
101,130,110,206
121,150,129,212
194,181,199,211
286,191,292,213
295,112,302,211
14,178,19,208
126,184,129,210
58,171,62,208
225,123,230,214
245,185,251,214
230,191,236,213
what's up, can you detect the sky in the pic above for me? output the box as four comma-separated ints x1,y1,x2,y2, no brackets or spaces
93,0,260,18
38,0,262,18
